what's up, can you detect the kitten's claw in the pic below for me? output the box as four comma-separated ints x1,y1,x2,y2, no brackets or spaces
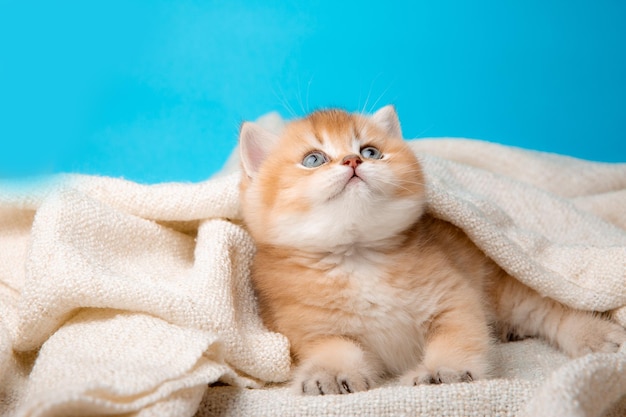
340,379,352,393
401,366,475,386
296,367,374,395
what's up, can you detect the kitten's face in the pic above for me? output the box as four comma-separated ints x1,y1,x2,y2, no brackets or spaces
239,106,425,251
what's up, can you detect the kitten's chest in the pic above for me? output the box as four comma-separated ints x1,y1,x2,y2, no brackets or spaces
320,251,432,374
320,251,429,317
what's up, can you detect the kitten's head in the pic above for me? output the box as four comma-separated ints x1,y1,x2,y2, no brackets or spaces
239,106,426,251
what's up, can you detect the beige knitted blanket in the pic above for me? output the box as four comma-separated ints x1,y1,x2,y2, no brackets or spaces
1,129,625,416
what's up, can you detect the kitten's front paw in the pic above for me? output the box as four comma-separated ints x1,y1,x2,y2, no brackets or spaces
400,365,475,386
293,337,381,395
295,365,374,395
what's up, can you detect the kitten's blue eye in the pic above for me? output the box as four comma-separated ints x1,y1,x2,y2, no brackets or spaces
360,146,383,160
302,151,328,168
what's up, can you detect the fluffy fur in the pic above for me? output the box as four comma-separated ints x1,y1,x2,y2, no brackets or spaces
238,106,626,395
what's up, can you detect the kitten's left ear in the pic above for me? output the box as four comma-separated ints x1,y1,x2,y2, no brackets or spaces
239,122,280,178
372,105,403,138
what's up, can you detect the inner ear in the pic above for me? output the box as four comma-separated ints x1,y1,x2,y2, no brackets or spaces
371,105,403,139
239,122,279,178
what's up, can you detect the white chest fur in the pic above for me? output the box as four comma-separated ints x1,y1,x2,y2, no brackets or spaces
319,248,432,375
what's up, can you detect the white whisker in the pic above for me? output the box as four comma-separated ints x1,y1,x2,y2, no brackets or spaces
272,85,298,118
368,82,393,114
371,176,418,194
361,73,383,114
414,124,435,139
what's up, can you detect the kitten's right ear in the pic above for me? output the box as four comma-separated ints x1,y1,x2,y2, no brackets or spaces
372,105,402,139
239,122,279,178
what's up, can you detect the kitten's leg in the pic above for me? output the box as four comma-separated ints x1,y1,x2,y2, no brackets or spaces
293,336,382,395
492,273,626,357
401,299,492,385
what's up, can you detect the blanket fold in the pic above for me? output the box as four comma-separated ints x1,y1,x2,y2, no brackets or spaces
415,150,626,312
1,132,625,417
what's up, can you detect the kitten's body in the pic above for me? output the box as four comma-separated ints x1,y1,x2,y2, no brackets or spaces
239,107,626,395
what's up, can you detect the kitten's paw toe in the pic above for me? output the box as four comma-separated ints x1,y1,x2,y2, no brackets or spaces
292,338,379,395
592,325,626,354
562,316,626,357
400,366,475,386
295,367,374,396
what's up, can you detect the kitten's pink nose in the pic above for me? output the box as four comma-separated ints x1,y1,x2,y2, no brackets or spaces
342,155,362,169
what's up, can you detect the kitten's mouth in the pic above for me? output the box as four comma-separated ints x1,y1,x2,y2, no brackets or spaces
328,173,366,201
347,170,368,187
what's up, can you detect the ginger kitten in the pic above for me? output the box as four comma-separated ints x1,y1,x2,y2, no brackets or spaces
238,106,626,395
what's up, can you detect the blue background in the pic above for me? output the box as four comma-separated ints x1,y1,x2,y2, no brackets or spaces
1,1,625,183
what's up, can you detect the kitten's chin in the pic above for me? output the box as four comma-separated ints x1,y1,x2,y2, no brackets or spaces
264,194,425,252
327,176,367,201
322,169,368,202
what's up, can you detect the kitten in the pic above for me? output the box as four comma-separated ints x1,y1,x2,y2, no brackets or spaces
238,106,626,395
